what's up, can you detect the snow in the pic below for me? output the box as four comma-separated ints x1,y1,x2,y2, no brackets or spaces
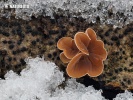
0,0,133,27
0,57,132,100
114,90,133,100
0,57,64,100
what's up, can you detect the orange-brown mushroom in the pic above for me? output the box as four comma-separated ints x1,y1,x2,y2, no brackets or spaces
74,29,107,61
57,37,73,50
66,53,104,78
60,52,71,63
66,28,107,78
57,37,79,59
87,53,104,77
66,53,91,78
74,32,91,55
85,28,97,41
57,28,107,78
88,40,107,60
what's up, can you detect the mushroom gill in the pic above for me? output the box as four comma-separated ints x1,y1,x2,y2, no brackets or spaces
57,37,79,59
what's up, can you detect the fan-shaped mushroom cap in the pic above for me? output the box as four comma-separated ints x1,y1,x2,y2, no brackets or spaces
66,53,104,78
74,32,91,55
57,37,79,59
66,53,92,78
85,28,97,41
57,37,73,50
60,52,71,63
63,40,79,59
88,40,107,60
87,54,104,77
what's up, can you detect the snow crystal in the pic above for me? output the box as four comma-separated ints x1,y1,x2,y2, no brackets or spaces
0,57,64,100
0,0,133,27
0,57,132,100
114,90,133,100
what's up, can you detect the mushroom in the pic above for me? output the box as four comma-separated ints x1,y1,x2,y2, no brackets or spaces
60,52,71,63
57,28,107,78
85,28,97,41
87,40,107,60
66,53,91,78
57,37,79,59
57,37,72,50
74,32,91,55
66,53,104,78
74,28,107,60
67,28,107,78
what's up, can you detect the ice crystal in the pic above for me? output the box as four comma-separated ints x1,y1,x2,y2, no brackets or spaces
0,57,64,100
114,90,133,100
0,0,133,27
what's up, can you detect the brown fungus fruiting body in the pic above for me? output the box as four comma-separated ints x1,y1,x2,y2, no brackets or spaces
57,37,79,59
57,28,107,78
60,52,71,63
74,32,91,55
66,53,104,78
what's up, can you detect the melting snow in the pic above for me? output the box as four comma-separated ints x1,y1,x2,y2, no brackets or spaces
0,57,132,100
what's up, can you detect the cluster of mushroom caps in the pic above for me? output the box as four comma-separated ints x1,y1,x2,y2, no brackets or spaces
57,28,107,78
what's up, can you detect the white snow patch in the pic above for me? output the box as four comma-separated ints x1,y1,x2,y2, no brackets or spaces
0,57,132,100
0,0,133,27
0,57,64,100
114,90,133,100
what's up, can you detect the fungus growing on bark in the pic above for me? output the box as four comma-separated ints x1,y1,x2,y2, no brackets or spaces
75,28,107,61
74,32,91,55
66,53,104,78
57,37,79,59
85,28,97,41
60,52,71,63
57,28,107,78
